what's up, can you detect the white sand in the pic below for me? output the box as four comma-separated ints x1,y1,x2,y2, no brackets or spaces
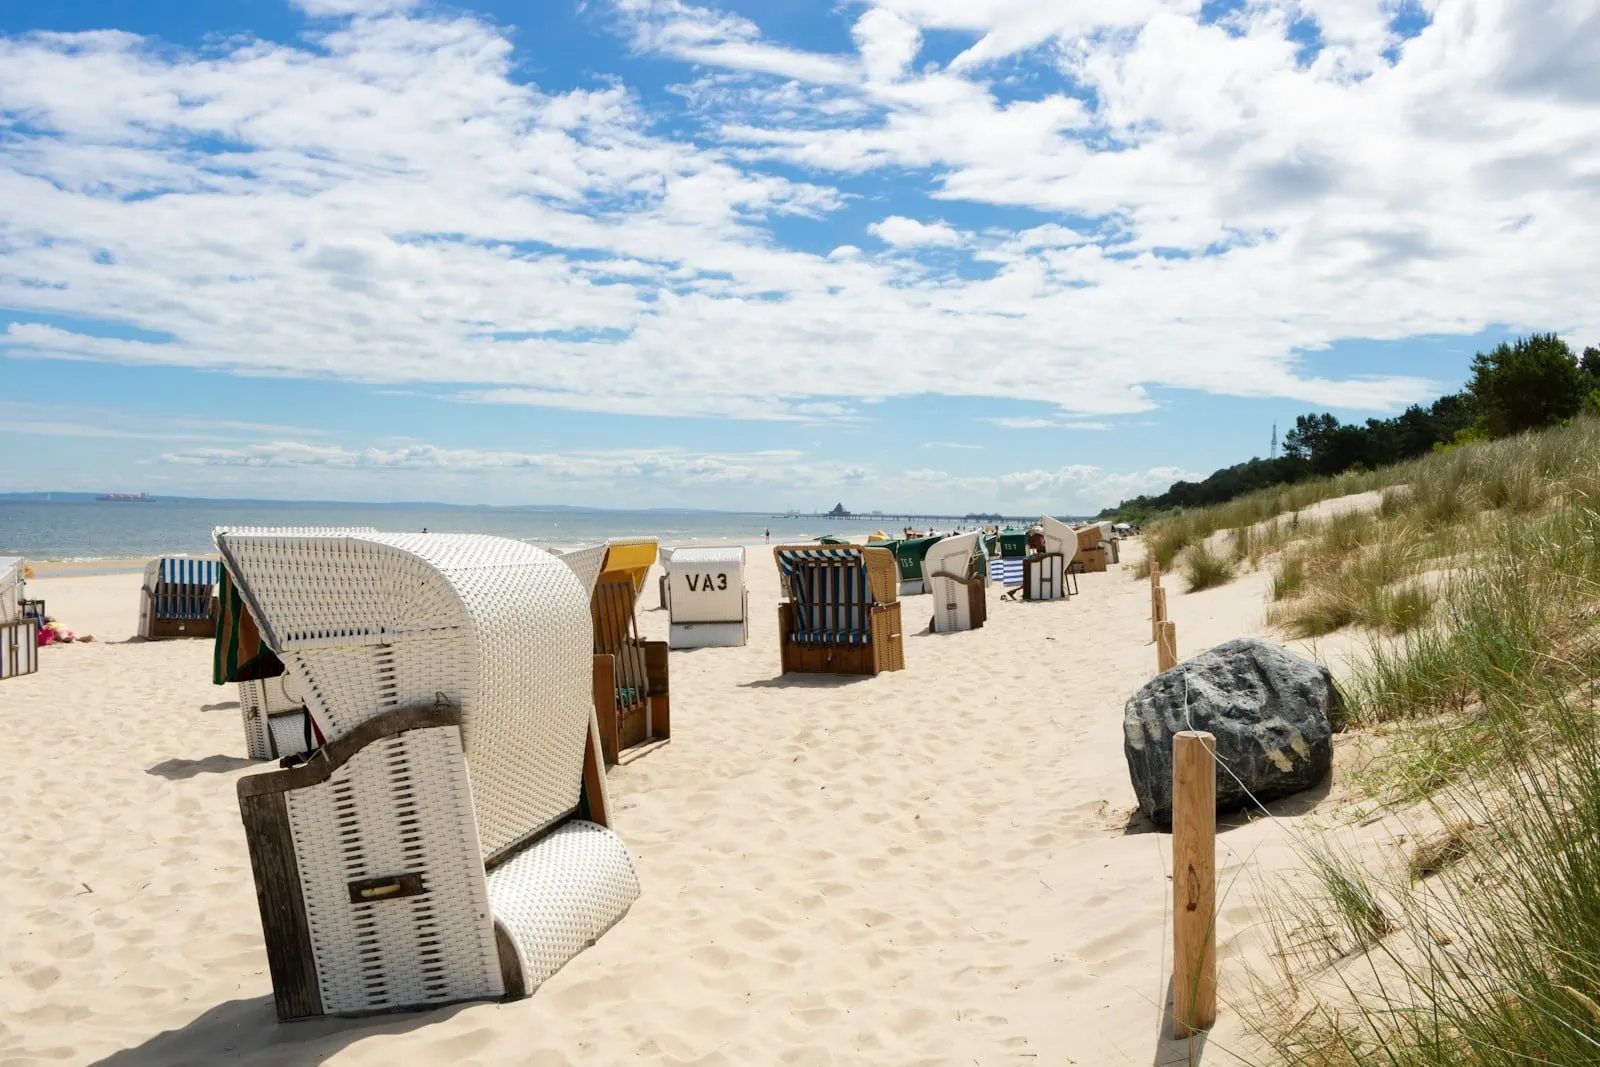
0,543,1363,1066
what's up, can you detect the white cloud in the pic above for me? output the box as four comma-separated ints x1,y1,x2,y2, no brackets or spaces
902,460,1201,513
0,401,329,443
988,417,1057,429
853,8,922,83
867,214,965,247
292,0,419,16
141,426,1193,513
987,416,1113,430
159,439,824,487
2,0,1593,449
613,0,858,84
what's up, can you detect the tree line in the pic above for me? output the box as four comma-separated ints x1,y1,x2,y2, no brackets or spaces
1099,334,1600,522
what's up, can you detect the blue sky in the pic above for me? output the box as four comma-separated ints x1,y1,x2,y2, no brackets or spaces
1,0,1595,513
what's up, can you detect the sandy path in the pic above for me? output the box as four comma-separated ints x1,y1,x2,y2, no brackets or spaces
0,544,1355,1066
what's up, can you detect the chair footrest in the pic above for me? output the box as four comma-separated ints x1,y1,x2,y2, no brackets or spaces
488,821,640,996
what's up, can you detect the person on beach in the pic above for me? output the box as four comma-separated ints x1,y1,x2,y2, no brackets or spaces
765,528,770,542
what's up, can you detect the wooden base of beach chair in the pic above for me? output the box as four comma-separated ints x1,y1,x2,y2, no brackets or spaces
148,615,219,639
143,582,219,639
1023,552,1067,601
592,649,670,766
1078,545,1109,572
776,602,904,676
1,619,38,680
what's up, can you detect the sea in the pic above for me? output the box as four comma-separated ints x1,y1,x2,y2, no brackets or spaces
0,498,878,563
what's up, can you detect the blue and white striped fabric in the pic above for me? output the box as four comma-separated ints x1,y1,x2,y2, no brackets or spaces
989,556,1024,587
775,547,873,645
155,557,220,619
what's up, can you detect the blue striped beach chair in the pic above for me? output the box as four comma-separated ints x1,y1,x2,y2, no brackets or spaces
988,556,1024,588
773,545,904,675
139,556,221,639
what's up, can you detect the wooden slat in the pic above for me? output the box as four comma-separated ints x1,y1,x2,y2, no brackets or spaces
0,620,38,681
493,920,527,1000
581,711,612,828
1173,730,1218,1037
237,702,462,799
238,789,323,1020
593,574,657,759
645,640,670,740
593,653,619,766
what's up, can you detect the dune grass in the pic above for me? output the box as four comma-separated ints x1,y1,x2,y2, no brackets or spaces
1182,541,1237,592
1250,685,1600,1067
1234,417,1600,1065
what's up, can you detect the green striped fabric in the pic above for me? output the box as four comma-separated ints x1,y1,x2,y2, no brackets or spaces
212,569,284,685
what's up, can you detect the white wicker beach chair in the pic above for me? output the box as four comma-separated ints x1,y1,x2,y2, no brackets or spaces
220,527,377,759
1027,516,1075,600
925,533,986,633
216,530,639,1020
0,557,21,621
662,546,748,648
1039,515,1074,559
240,672,317,761
555,543,609,597
0,558,36,680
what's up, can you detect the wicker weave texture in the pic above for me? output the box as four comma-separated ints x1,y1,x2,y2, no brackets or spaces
239,681,272,761
217,532,594,862
284,724,503,1015
216,526,379,537
556,544,608,598
268,713,313,760
870,603,905,672
239,675,311,761
925,535,974,633
862,547,899,605
486,821,639,992
1039,515,1075,558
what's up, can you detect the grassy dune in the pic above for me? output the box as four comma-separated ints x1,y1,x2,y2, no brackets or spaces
1141,417,1600,1065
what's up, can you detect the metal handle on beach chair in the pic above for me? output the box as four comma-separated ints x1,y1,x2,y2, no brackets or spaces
346,873,427,904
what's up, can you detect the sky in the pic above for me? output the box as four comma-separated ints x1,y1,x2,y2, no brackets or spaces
1,0,1596,514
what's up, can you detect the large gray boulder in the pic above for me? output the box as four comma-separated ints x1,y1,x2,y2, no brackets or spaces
1124,637,1337,827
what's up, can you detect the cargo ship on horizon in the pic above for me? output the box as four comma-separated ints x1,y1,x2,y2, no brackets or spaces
96,492,155,502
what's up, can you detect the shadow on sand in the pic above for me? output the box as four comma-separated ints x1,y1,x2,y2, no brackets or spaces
88,996,470,1067
146,755,257,780
1151,977,1212,1066
738,673,873,690
1120,774,1335,836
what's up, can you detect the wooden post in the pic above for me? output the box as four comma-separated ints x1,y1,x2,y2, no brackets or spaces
1152,585,1167,643
1172,731,1217,1039
1158,620,1178,673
